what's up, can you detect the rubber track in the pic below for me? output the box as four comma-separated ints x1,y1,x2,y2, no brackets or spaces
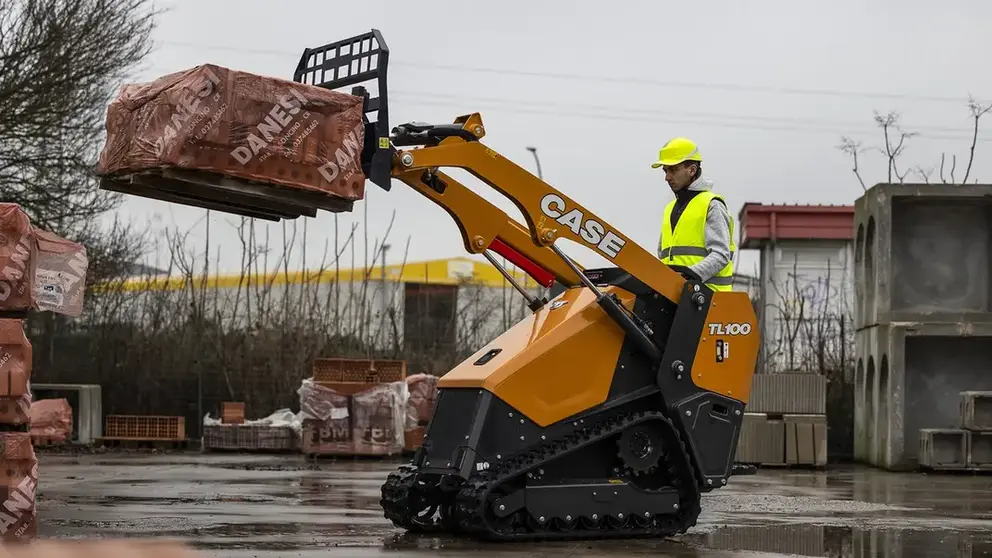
381,463,459,533
451,410,702,541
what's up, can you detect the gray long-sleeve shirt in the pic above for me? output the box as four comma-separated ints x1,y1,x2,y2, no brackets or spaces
659,176,734,282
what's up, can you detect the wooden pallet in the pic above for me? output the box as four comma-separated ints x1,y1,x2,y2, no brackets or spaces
202,424,299,453
100,167,354,223
303,452,405,461
30,436,67,447
94,437,189,450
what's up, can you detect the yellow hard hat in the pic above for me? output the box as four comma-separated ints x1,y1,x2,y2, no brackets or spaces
651,137,702,168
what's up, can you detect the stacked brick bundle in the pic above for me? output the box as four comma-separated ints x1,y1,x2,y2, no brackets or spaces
0,323,35,542
299,358,409,457
28,398,73,445
404,373,438,452
0,203,89,544
201,405,300,453
221,402,245,424
298,380,352,455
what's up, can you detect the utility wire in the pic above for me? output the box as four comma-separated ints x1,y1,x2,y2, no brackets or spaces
391,95,992,143
391,90,991,140
127,62,989,142
152,40,989,106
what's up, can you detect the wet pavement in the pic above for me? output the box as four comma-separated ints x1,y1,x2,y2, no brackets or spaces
32,450,992,557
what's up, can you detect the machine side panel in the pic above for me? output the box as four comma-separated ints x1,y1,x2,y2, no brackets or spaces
655,282,750,487
487,287,632,427
691,291,759,404
437,286,633,427
419,387,484,468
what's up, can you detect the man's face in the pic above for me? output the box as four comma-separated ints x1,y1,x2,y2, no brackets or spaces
663,162,696,192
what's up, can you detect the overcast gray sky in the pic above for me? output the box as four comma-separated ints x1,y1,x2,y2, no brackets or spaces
109,0,992,278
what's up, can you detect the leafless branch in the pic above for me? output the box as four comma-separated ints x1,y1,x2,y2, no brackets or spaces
0,0,160,277
962,95,992,185
837,137,868,191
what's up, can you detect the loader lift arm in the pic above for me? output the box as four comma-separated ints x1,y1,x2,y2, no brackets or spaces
294,30,694,364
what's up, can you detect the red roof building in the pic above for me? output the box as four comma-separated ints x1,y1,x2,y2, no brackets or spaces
738,203,855,247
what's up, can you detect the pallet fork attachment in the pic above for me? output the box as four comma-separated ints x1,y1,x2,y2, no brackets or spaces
295,29,760,542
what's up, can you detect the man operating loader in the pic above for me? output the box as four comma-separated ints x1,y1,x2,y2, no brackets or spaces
652,137,736,291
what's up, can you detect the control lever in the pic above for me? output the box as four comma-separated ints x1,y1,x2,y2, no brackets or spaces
548,243,661,363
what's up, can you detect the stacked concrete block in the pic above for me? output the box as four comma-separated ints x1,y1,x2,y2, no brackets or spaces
853,183,992,471
928,390,992,470
785,415,828,467
918,428,968,470
748,373,827,415
735,373,828,467
735,413,786,465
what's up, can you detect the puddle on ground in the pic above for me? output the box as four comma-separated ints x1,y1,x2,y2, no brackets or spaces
34,454,992,557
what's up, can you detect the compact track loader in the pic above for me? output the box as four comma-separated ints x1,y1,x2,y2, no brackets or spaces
294,30,760,541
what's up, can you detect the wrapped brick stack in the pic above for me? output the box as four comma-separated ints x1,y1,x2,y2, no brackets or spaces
298,380,352,455
0,432,37,541
221,402,245,424
0,309,36,543
29,398,73,444
94,64,368,220
0,203,89,544
404,374,438,451
351,382,406,456
298,358,410,457
0,204,38,542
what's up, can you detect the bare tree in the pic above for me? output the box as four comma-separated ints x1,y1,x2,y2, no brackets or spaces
762,253,854,377
838,97,992,187
837,137,868,191
962,96,992,184
32,206,543,439
0,0,159,282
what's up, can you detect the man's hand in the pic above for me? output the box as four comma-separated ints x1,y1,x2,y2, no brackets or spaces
680,267,702,282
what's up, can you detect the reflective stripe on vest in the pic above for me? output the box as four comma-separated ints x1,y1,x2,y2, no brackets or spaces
658,191,736,291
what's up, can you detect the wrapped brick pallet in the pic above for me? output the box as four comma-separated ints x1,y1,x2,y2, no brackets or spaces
0,206,37,314
297,378,407,456
352,381,407,456
29,398,73,444
33,230,88,317
0,432,37,542
0,203,89,317
404,373,438,451
0,320,31,428
95,64,368,220
298,379,352,455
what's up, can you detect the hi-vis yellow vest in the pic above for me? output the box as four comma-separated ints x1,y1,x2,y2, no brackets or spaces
658,191,736,291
